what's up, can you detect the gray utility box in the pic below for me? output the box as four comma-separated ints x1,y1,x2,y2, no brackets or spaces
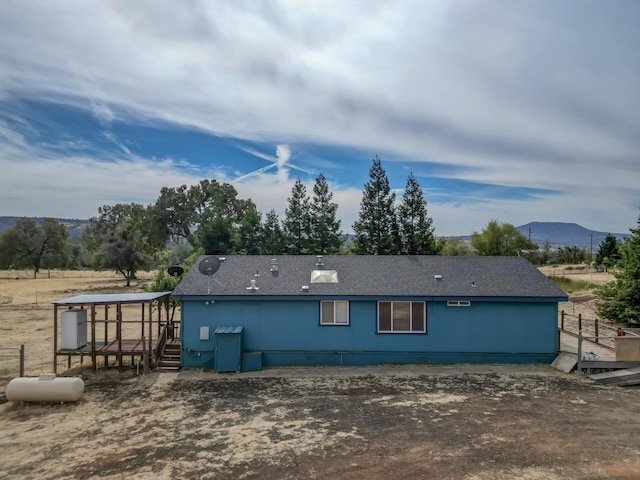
61,309,88,349
214,326,243,373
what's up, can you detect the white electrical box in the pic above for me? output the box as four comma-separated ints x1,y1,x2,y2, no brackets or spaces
200,326,210,341
61,309,88,349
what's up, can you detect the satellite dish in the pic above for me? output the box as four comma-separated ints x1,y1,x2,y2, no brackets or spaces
198,256,221,276
198,256,221,295
167,265,184,277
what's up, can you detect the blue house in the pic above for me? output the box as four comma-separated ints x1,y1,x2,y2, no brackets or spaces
172,255,568,370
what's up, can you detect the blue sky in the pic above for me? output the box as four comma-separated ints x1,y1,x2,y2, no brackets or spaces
0,1,638,237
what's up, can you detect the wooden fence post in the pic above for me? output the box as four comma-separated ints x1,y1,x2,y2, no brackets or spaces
19,344,25,377
577,330,583,373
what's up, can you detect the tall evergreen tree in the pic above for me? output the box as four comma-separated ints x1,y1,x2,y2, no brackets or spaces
309,173,343,254
596,212,640,324
595,233,621,272
398,172,438,255
283,178,311,254
234,200,262,254
353,155,398,255
260,209,285,255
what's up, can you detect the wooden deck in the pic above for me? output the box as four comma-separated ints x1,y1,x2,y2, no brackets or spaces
97,339,148,355
560,331,640,372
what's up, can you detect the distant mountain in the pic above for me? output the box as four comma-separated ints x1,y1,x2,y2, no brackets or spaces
515,222,628,250
0,216,90,238
0,217,629,249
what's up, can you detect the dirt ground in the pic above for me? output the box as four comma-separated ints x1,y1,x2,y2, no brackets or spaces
1,267,639,480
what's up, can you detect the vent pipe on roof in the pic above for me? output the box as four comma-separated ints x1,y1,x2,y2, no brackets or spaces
246,279,259,292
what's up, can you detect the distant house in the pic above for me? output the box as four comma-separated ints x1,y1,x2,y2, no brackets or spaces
172,255,567,370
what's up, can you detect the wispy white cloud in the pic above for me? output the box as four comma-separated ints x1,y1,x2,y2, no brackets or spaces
0,0,638,234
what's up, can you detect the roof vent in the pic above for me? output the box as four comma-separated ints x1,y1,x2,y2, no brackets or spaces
246,279,259,292
471,281,477,287
316,255,324,268
434,274,444,281
270,259,279,273
301,285,310,293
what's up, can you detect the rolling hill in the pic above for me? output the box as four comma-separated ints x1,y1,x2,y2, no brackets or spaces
0,216,89,238
515,222,628,250
0,217,629,248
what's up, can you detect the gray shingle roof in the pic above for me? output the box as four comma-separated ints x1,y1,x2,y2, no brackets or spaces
172,255,567,301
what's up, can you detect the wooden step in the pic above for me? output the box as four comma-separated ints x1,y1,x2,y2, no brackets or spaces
589,367,640,386
156,365,180,372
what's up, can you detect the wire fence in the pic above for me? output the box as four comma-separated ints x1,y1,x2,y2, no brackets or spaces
0,269,158,281
0,345,25,397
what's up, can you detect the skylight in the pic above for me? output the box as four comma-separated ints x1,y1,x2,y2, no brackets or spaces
311,270,339,284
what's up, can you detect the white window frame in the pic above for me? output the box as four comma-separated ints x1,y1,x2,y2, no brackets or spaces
447,300,471,307
320,300,350,325
377,301,426,333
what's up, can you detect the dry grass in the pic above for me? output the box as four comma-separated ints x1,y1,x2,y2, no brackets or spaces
1,268,640,479
0,270,156,379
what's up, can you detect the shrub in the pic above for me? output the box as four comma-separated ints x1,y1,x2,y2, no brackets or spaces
547,275,594,294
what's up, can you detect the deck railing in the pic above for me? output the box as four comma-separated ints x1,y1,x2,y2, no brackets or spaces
560,310,640,351
153,324,169,367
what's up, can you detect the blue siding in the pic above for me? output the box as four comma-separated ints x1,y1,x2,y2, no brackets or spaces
180,299,559,368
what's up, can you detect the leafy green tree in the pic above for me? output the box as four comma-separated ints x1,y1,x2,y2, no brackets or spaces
0,218,69,277
596,212,640,324
309,173,343,255
437,237,471,256
84,203,160,286
283,178,311,254
470,219,538,256
397,172,438,254
595,233,621,272
260,209,286,255
556,245,588,265
234,200,262,254
66,237,92,269
192,180,245,254
150,184,193,243
146,263,183,323
151,179,247,255
353,156,398,255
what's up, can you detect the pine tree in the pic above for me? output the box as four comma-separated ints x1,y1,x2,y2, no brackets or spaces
398,172,438,255
234,200,262,254
283,178,311,254
259,209,285,255
353,156,398,255
595,233,621,272
309,173,343,255
596,212,640,324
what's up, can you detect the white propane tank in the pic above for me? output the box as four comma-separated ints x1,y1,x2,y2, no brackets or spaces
6,374,84,402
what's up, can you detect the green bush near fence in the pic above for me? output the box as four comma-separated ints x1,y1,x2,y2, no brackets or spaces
547,275,596,294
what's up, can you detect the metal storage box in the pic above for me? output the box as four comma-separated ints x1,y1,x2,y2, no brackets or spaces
242,351,263,372
214,326,243,372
